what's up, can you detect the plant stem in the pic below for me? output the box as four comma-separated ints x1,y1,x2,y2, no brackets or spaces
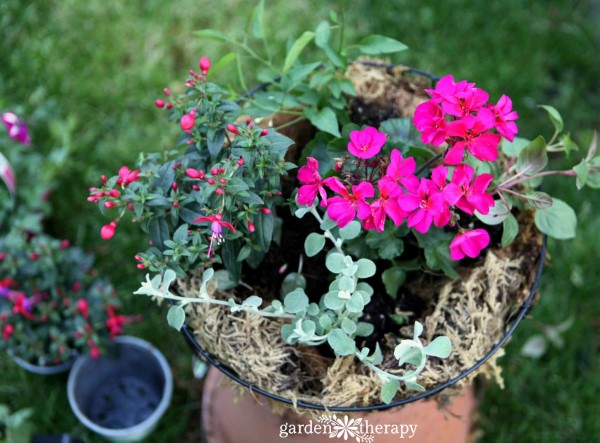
497,169,576,190
308,206,344,253
415,151,444,176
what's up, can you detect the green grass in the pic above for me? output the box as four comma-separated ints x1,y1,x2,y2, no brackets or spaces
1,0,599,441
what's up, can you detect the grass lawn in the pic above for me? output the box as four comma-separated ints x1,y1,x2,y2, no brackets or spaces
1,0,598,441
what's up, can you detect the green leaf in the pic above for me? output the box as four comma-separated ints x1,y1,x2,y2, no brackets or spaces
539,105,564,133
304,232,325,257
284,289,309,313
355,322,374,337
346,292,365,313
326,252,346,273
162,269,177,295
194,29,230,43
282,31,315,74
501,213,519,247
242,295,263,308
355,258,376,278
323,291,345,310
339,221,361,240
525,191,553,209
381,379,400,404
502,136,530,157
149,217,170,251
424,244,460,279
249,0,265,39
207,129,225,157
210,52,237,76
304,106,341,138
173,223,189,243
338,275,355,292
404,380,426,392
423,336,452,358
167,305,185,331
516,135,547,175
255,211,274,252
280,272,307,297
341,318,357,335
573,159,588,190
381,266,406,298
327,329,356,356
475,199,511,225
356,35,408,55
534,198,577,239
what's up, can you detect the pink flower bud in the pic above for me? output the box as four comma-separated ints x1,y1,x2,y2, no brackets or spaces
226,124,239,135
154,99,165,108
101,175,107,184
134,255,143,262
101,221,117,240
219,167,226,174
59,240,70,249
193,185,200,191
210,167,220,176
260,128,269,137
207,178,215,185
166,103,173,109
180,113,195,131
172,181,178,191
137,263,146,269
77,299,89,318
104,201,117,209
237,157,244,167
247,221,255,232
163,87,171,96
199,56,211,75
173,201,179,208
186,168,205,179
219,178,227,185
108,189,120,198
30,252,39,261
0,252,7,261
90,346,100,359
215,188,223,196
259,208,271,214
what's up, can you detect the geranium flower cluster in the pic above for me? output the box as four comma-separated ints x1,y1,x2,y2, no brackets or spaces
298,75,520,262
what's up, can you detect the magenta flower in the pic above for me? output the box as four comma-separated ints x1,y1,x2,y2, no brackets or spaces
443,164,495,215
444,109,501,164
425,75,469,103
323,177,373,228
362,177,405,232
398,178,450,233
297,157,327,207
116,166,141,187
0,152,16,195
1,112,30,145
194,213,237,257
493,95,519,141
449,228,491,260
385,149,418,189
430,165,449,192
425,75,488,117
347,127,387,159
413,101,447,146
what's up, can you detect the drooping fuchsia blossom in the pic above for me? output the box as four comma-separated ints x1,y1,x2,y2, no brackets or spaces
449,228,491,260
443,164,495,215
444,108,501,164
362,177,406,232
1,112,31,145
105,306,142,340
413,101,447,146
347,127,387,159
194,213,237,257
100,221,118,240
493,95,519,141
385,149,419,189
398,178,450,233
116,166,141,187
323,177,374,228
297,157,328,207
199,56,211,76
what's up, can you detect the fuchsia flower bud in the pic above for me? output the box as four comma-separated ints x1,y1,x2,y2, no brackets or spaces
199,56,211,76
104,201,117,209
172,181,178,191
77,299,89,319
154,99,165,108
59,240,70,249
166,103,173,109
186,168,205,180
137,263,146,269
180,113,195,132
210,167,220,176
108,189,120,198
90,345,101,359
215,188,223,196
260,128,269,137
2,324,14,340
226,124,239,135
247,220,255,232
0,252,7,261
237,157,244,167
259,208,271,214
207,178,215,185
101,221,118,240
101,175,107,184
163,87,171,96
29,252,39,261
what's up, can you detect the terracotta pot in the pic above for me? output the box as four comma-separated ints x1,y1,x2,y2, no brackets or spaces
202,367,476,443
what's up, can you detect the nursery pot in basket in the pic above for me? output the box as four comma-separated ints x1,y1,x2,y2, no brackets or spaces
67,336,173,442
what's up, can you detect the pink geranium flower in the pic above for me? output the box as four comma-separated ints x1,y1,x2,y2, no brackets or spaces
363,177,405,232
348,127,387,159
413,101,447,146
323,177,373,228
449,228,490,260
444,109,501,164
493,95,519,141
443,164,495,215
425,75,487,117
385,149,418,189
297,157,327,207
430,165,449,192
398,178,450,233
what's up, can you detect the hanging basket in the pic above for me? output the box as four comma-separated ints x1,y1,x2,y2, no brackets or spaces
177,63,547,411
